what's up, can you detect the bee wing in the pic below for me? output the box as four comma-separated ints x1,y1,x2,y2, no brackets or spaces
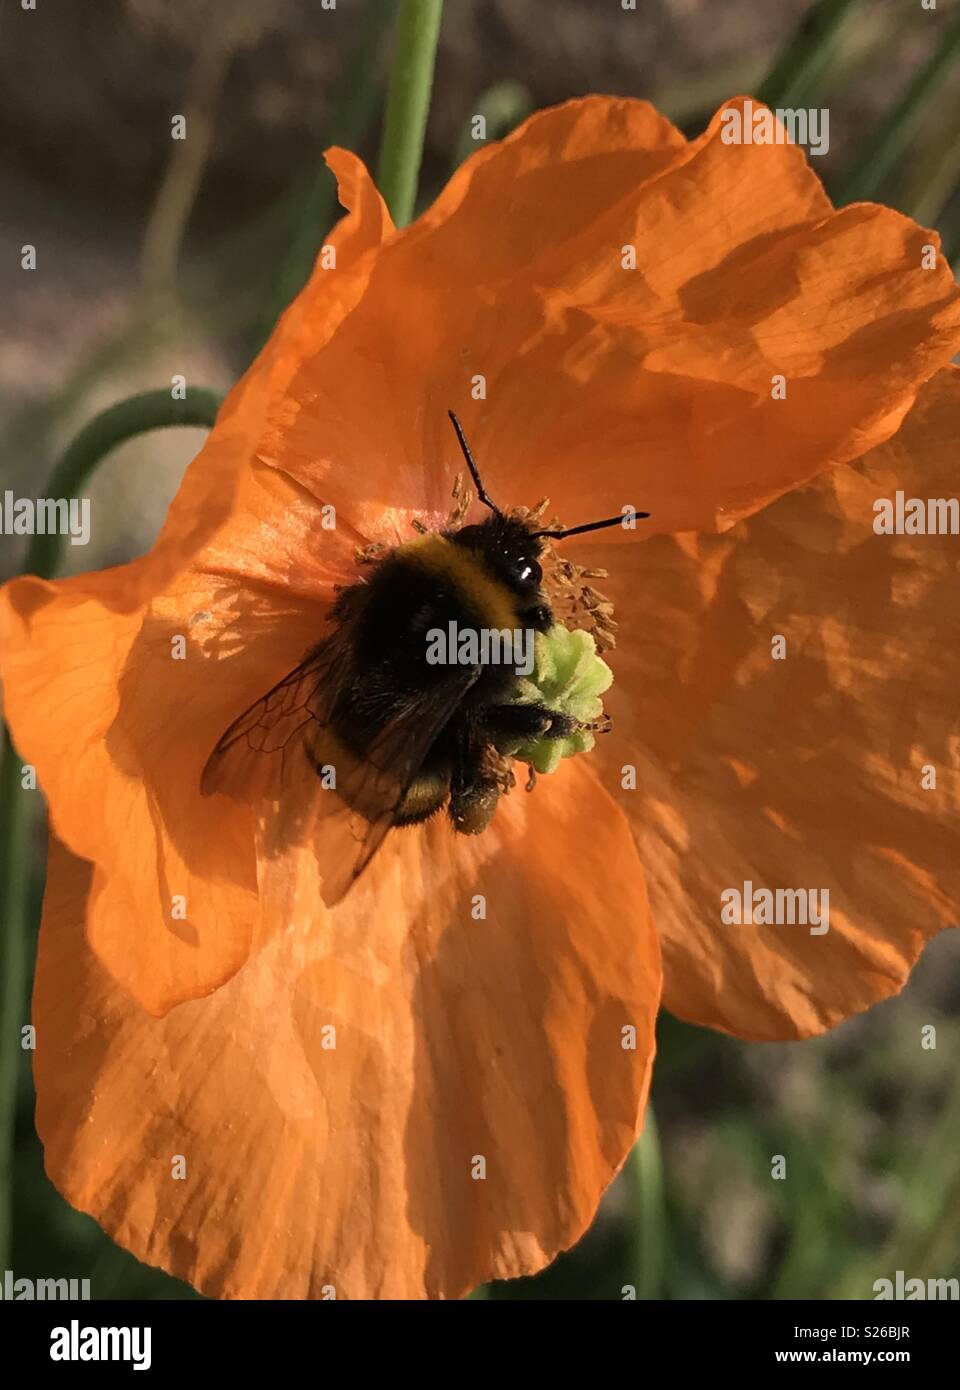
300,667,481,904
202,623,481,905
200,634,352,804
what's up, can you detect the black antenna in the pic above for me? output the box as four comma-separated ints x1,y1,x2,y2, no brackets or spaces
535,511,650,541
448,410,500,514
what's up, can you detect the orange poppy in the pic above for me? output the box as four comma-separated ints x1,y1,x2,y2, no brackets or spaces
1,95,959,1299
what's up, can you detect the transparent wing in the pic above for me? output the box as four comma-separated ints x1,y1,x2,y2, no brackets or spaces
200,634,352,803
202,616,479,904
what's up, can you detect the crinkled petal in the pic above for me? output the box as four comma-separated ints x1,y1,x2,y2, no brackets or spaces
0,154,391,1012
261,97,960,539
579,366,960,1040
35,758,659,1298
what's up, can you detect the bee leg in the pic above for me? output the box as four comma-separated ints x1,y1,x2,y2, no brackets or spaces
484,703,578,740
482,704,550,739
448,721,502,835
541,709,578,738
449,778,501,835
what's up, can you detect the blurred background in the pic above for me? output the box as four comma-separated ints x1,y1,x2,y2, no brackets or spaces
1,0,959,1299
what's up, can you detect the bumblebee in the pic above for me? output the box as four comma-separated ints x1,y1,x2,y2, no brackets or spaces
202,412,648,903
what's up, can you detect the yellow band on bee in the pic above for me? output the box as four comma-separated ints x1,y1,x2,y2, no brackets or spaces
398,533,519,632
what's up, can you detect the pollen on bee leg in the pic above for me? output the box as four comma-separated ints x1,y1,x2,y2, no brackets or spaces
482,745,516,797
450,745,516,834
450,779,501,835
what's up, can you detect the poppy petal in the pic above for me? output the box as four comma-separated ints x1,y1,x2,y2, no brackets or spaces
36,758,659,1298
579,365,960,1040
260,97,960,540
0,562,332,1015
0,156,391,1013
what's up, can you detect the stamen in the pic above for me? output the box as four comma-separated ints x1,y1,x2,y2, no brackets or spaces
355,541,389,565
534,519,619,654
445,472,472,529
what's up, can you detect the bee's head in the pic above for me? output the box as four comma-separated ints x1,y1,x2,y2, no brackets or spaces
451,513,551,633
452,513,544,596
444,409,648,628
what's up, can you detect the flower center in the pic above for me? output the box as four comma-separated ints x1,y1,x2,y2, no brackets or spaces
509,497,618,653
501,498,617,779
352,480,618,798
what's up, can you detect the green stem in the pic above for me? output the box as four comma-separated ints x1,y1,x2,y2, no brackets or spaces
24,388,223,580
452,80,533,170
946,224,960,269
0,386,222,1270
757,0,860,110
837,12,960,206
0,731,30,1269
377,0,444,226
258,0,393,346
901,87,960,227
630,1108,665,1299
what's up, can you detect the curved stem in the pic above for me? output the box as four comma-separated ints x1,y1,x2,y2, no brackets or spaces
0,386,222,1270
25,388,223,581
377,0,444,226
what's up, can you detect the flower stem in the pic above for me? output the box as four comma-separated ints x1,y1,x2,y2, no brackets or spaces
630,1108,665,1299
452,79,532,170
757,0,860,110
0,730,29,1269
0,385,222,1270
837,11,960,206
258,0,394,347
24,388,223,580
377,0,444,227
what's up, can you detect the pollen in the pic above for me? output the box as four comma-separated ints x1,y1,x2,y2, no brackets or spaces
510,499,619,652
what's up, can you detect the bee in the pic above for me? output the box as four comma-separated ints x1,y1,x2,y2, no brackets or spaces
201,412,649,904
